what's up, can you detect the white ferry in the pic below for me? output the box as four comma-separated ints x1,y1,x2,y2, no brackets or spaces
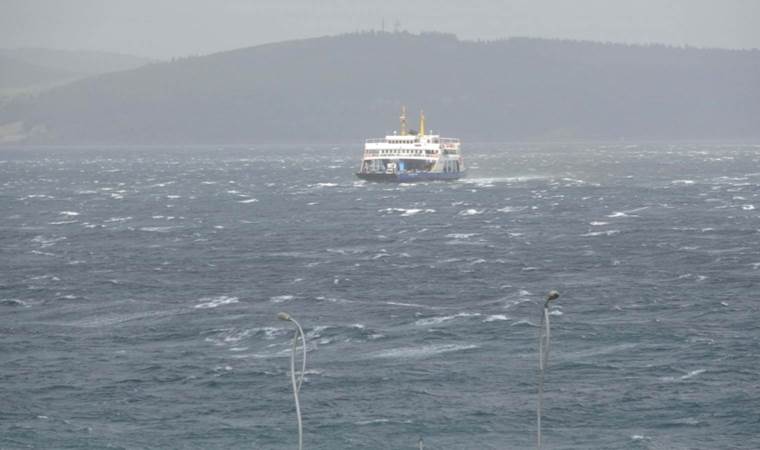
356,107,464,182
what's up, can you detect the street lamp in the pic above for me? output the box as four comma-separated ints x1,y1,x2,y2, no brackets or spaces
278,312,307,450
537,290,559,450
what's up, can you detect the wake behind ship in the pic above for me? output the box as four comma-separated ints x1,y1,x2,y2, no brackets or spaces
356,108,465,182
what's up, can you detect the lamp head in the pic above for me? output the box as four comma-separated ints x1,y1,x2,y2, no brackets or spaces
546,291,560,302
277,312,291,321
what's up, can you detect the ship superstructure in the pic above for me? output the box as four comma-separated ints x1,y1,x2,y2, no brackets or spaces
356,107,464,182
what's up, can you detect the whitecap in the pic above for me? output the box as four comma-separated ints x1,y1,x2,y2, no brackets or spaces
498,206,525,213
415,312,480,326
25,194,55,199
380,207,435,216
385,301,431,309
483,314,509,322
662,369,706,383
139,226,176,232
1,298,29,307
589,221,609,226
194,295,239,309
581,230,620,237
59,211,80,216
459,208,483,216
672,179,695,185
371,343,478,359
257,326,288,340
270,295,295,303
29,274,60,281
355,418,391,425
238,198,259,203
445,233,477,239
680,369,705,380
104,216,132,223
462,175,546,184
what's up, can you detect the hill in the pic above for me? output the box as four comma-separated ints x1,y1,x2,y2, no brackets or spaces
1,32,758,144
0,48,152,77
0,48,152,98
0,55,78,92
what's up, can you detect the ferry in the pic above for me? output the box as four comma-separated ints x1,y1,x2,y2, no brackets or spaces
356,107,464,182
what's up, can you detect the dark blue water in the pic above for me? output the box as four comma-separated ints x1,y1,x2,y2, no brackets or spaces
1,143,759,449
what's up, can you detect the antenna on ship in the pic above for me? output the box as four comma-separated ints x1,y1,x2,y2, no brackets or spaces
400,106,408,136
537,291,560,450
418,110,426,136
278,312,307,450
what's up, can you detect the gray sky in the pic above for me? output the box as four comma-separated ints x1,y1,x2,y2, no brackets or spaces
2,0,758,58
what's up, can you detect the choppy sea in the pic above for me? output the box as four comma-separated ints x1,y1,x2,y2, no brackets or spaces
1,143,759,449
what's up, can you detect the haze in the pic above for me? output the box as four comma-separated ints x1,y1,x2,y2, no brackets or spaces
2,0,759,59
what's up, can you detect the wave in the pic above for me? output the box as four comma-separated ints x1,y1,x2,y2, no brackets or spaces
371,343,478,359
461,176,547,184
1,298,29,307
497,206,526,213
194,295,239,309
270,295,295,303
379,208,435,216
581,230,620,237
661,369,706,383
483,314,509,322
445,233,477,239
139,226,178,232
104,216,133,223
384,301,440,310
415,312,480,326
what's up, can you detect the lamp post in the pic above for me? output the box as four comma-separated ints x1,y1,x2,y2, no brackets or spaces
278,312,306,450
537,291,559,450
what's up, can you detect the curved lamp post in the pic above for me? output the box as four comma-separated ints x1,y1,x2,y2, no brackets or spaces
278,312,307,450
537,290,559,450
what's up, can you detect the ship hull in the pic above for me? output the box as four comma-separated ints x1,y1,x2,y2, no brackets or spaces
356,171,464,182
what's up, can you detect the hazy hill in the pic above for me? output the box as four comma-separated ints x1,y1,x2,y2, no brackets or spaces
0,48,152,98
0,48,152,76
0,55,77,91
1,32,758,144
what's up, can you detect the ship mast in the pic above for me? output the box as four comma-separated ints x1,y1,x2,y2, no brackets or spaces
399,106,408,136
418,110,425,137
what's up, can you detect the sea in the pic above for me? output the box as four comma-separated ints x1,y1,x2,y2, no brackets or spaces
1,143,759,449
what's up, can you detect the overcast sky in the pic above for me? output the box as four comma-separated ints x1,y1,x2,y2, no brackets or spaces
2,0,758,59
